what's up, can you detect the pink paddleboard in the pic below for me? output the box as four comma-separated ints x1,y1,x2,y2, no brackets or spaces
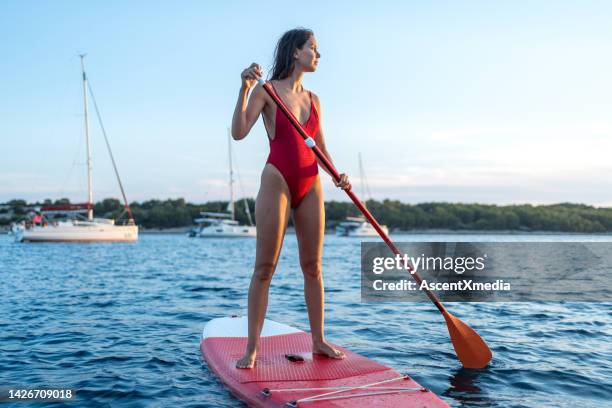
201,316,449,407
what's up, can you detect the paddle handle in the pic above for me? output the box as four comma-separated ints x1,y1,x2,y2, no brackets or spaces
259,80,445,313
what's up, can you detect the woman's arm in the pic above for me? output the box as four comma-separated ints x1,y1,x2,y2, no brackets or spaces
231,63,266,140
312,93,351,190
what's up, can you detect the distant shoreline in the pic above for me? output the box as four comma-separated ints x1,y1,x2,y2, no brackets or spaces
4,200,612,233
5,225,611,236
138,227,612,236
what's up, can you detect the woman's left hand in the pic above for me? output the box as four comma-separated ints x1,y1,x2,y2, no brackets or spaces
334,173,351,191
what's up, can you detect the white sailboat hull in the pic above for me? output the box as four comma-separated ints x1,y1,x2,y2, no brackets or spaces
196,224,256,238
336,221,388,237
15,221,138,242
347,224,388,237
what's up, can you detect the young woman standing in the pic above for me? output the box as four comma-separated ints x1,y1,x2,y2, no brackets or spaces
231,28,350,369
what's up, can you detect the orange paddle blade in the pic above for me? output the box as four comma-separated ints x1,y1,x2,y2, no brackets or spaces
443,311,492,369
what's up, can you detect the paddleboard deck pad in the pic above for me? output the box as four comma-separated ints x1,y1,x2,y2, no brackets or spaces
201,316,449,407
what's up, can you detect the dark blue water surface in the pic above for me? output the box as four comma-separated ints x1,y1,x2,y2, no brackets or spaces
1,233,611,407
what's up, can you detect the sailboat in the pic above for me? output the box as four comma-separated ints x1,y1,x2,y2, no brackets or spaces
189,129,256,238
336,153,389,237
13,55,138,242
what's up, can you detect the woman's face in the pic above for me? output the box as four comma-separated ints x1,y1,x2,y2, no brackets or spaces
295,36,320,72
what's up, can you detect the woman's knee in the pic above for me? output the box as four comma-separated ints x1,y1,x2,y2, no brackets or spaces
254,261,277,282
301,259,322,280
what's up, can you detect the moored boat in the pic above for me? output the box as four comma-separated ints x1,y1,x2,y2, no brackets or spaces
14,55,137,243
190,129,255,238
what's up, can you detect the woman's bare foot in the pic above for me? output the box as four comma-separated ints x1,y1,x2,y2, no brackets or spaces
312,340,346,359
236,350,257,369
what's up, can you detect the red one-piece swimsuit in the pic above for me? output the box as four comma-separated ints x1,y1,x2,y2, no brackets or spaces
266,84,319,209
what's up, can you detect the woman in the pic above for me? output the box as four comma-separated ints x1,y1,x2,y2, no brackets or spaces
231,28,351,369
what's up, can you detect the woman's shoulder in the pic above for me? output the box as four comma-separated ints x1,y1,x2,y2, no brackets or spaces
251,82,273,103
308,90,321,110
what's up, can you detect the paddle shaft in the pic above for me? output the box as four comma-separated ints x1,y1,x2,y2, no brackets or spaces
260,81,445,313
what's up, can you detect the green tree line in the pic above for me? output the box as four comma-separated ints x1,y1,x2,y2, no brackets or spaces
2,198,612,232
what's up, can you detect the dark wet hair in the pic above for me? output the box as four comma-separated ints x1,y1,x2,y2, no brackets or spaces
270,28,314,80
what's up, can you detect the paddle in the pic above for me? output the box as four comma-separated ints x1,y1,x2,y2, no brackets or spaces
258,79,492,369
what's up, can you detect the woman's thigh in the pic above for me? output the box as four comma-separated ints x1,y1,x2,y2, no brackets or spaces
254,164,291,271
292,177,324,270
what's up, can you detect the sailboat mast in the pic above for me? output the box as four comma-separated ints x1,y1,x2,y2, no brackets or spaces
358,152,374,208
227,128,235,221
80,54,93,221
358,152,366,200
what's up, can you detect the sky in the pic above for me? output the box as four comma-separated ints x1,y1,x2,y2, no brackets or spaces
1,1,611,206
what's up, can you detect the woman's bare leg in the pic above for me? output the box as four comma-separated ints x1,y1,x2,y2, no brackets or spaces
236,164,291,368
293,177,345,359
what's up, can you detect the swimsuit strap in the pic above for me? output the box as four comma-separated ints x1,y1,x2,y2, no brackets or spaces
269,81,280,98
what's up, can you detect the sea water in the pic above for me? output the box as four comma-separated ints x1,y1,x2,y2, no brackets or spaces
1,233,610,407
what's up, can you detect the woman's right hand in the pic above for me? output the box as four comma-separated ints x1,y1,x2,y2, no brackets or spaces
241,63,263,89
